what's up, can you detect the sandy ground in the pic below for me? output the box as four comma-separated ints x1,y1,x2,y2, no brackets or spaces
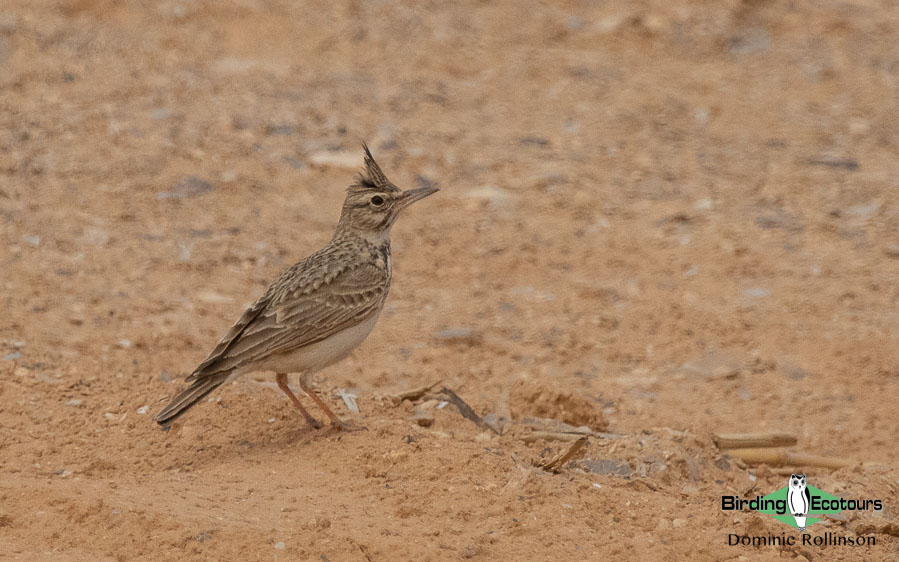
1,0,898,560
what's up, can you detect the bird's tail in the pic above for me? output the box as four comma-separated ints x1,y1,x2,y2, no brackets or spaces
154,375,228,428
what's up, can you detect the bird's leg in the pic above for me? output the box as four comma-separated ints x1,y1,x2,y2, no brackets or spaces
299,373,366,431
276,373,323,429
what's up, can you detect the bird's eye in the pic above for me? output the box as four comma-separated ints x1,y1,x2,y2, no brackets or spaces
370,195,384,206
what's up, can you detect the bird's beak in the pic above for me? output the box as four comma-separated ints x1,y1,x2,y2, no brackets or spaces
397,185,439,210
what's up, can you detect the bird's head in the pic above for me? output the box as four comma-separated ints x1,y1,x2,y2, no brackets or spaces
335,144,438,240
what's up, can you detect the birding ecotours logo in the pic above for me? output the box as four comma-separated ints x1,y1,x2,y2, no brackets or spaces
745,474,838,529
787,474,811,530
721,474,882,530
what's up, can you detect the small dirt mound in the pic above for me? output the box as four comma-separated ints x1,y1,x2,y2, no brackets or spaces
510,383,607,431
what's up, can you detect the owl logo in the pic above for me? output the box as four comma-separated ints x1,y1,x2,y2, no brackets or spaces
787,474,811,531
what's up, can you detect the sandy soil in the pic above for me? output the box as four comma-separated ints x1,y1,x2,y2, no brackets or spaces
1,1,898,560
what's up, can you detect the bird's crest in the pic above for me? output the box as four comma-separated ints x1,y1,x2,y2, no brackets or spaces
354,143,399,193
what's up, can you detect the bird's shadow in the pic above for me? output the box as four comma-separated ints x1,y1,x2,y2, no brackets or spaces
167,417,363,469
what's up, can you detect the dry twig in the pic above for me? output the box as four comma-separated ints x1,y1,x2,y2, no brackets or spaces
713,432,797,450
538,436,588,473
522,417,593,435
522,431,590,443
439,387,498,433
726,448,856,470
389,380,442,405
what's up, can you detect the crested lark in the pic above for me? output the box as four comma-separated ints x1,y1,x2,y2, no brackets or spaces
155,145,438,429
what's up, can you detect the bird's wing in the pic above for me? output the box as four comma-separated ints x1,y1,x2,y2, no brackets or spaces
803,487,810,512
186,257,388,381
186,293,271,381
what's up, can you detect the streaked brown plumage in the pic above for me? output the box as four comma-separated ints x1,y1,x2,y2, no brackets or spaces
155,145,438,429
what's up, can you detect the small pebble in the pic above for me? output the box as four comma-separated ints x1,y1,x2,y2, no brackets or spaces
433,328,482,345
65,399,83,407
519,136,550,146
34,372,61,384
584,459,632,477
412,408,434,427
481,413,508,432
136,405,148,415
307,150,360,169
743,288,770,299
264,124,296,136
474,431,493,442
158,176,214,199
273,542,285,550
464,185,514,208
